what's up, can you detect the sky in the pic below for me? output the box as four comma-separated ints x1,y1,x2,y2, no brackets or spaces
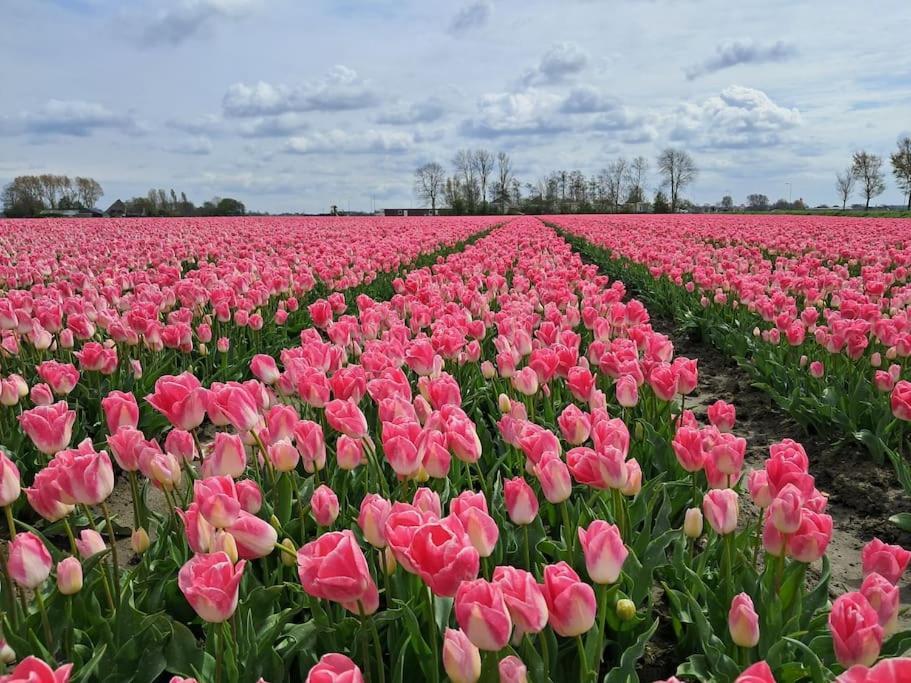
1,0,910,213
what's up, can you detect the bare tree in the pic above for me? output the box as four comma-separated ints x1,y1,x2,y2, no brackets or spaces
414,162,446,213
492,152,514,213
626,156,648,205
452,150,479,211
835,169,855,210
605,157,628,211
657,148,697,212
891,136,911,211
75,177,104,208
471,149,495,209
851,150,886,209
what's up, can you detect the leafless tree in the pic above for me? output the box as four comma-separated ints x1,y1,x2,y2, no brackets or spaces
414,162,446,212
492,152,514,213
891,136,911,210
851,150,886,209
835,169,855,210
657,148,697,212
471,149,495,209
626,156,649,205
606,157,628,211
75,177,104,208
452,149,479,211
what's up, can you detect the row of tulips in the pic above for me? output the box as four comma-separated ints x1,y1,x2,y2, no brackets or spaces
0,217,495,478
550,216,911,504
0,216,909,682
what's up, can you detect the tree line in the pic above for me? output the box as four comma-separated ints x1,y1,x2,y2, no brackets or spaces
2,175,104,217
121,189,245,217
415,147,698,215
835,138,911,210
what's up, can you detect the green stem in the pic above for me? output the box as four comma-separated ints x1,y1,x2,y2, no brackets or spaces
424,587,440,683
369,613,386,683
100,502,121,605
34,587,53,648
3,506,16,539
576,634,591,682
523,525,532,573
63,517,78,555
560,501,575,563
214,622,223,683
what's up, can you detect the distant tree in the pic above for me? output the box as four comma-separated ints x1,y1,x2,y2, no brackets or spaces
492,152,514,213
2,176,44,217
414,162,446,212
721,195,733,209
452,150,479,212
891,136,911,210
657,148,697,212
652,190,670,213
75,177,104,208
471,149,495,209
835,169,856,210
604,157,628,212
851,150,886,209
625,156,648,205
215,197,245,215
772,198,791,210
747,194,770,210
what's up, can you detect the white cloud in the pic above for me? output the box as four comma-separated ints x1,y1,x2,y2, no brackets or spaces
222,66,379,117
142,0,261,46
284,129,415,155
0,100,142,137
685,40,798,80
460,89,567,137
168,136,213,155
449,0,492,35
521,43,589,87
669,85,802,149
376,98,447,125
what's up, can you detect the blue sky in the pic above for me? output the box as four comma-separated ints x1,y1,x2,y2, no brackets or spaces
1,0,910,213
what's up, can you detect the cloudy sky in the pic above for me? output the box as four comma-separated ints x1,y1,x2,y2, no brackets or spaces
2,0,909,213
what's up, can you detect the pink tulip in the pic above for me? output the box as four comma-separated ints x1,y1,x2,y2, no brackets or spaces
786,510,832,563
0,656,73,683
52,440,115,505
251,354,280,384
577,520,627,584
146,373,208,431
498,655,528,683
305,654,364,683
557,404,591,446
861,538,911,584
56,556,83,595
492,566,548,637
412,487,442,517
0,451,21,507
298,530,378,615
194,476,241,528
178,551,245,623
702,488,738,535
455,579,513,651
409,515,480,597
707,400,736,432
165,429,197,462
227,511,277,559
325,400,368,439
533,451,572,504
267,438,300,472
358,494,392,548
265,404,298,442
768,483,804,534
294,420,327,473
108,426,145,471
829,592,883,668
671,427,705,473
615,375,638,407
336,435,364,470
734,661,775,683
36,361,79,395
18,401,76,455
75,529,106,558
207,383,261,433
235,479,262,514
567,446,627,490
100,391,139,434
8,531,52,588
836,658,911,683
504,477,538,525
442,628,481,683
728,593,760,647
206,432,247,478
860,572,900,636
542,562,596,637
29,383,53,406
311,485,340,527
511,367,539,396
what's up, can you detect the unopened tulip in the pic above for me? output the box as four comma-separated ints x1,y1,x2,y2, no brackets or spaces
769,483,804,534
267,438,300,472
616,598,636,621
279,539,297,567
207,432,247,478
56,557,83,595
557,404,591,446
294,420,327,473
131,528,150,554
442,628,481,683
228,511,278,559
413,487,442,517
358,494,392,548
455,579,513,651
533,451,572,504
311,485,340,527
683,508,703,539
178,551,245,623
542,562,596,637
499,656,527,683
76,529,106,558
512,367,538,396
0,451,21,507
236,479,262,514
251,354,280,384
325,400,368,439
8,531,52,588
702,489,738,535
504,477,538,525
860,572,900,636
728,593,760,647
615,375,638,407
578,520,627,584
829,592,883,668
305,653,364,683
336,435,364,470
165,429,197,463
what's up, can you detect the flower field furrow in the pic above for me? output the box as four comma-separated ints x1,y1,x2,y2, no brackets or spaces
0,215,908,683
550,215,911,501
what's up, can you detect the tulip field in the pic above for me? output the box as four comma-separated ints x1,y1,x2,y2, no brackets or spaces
0,214,910,683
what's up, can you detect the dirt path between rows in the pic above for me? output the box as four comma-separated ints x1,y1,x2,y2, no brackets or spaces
660,318,911,612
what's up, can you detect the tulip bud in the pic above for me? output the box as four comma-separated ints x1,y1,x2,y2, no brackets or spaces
383,546,398,575
442,628,481,683
280,538,297,567
131,527,150,554
634,422,644,441
616,598,636,621
498,393,512,414
683,508,703,539
56,556,83,595
480,361,496,379
212,530,239,564
728,593,760,647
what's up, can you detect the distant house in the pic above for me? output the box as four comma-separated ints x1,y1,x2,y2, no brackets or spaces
105,200,126,218
39,207,103,218
383,208,437,217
